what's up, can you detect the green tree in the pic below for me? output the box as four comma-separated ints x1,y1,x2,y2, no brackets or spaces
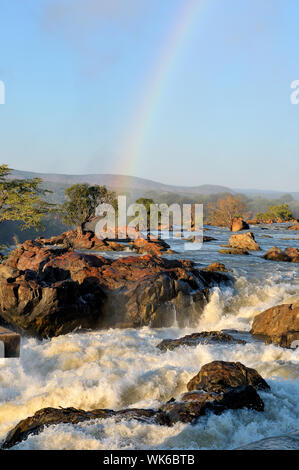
0,164,54,229
60,183,117,232
256,203,293,222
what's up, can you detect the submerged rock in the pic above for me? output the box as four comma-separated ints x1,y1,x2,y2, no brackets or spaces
251,302,299,348
229,232,260,251
263,246,299,263
186,361,270,393
288,224,299,231
2,361,268,448
203,262,228,272
219,248,249,255
157,331,246,351
0,240,232,337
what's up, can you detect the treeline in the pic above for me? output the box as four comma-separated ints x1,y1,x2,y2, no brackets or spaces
0,163,298,245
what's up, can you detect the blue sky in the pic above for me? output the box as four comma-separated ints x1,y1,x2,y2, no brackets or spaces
0,0,299,191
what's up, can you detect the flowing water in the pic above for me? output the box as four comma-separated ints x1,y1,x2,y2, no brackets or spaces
0,225,298,449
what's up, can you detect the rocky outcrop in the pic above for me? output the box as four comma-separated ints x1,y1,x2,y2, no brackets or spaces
0,240,232,337
231,218,250,232
156,331,246,351
2,361,268,449
251,302,299,348
186,361,270,393
263,246,299,263
38,230,126,251
229,232,260,251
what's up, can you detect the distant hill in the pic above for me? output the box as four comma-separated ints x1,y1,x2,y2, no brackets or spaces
9,170,233,198
9,169,299,202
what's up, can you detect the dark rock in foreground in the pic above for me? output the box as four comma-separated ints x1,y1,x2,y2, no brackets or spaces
1,406,166,449
157,331,246,351
0,240,232,338
187,361,270,393
251,302,299,348
2,361,269,449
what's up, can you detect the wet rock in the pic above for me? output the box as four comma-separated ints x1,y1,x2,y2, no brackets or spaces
263,246,299,263
229,232,260,251
219,248,249,255
157,331,246,351
251,302,299,348
1,406,164,449
203,262,228,272
231,218,250,232
288,224,299,230
186,361,270,393
185,236,216,243
0,241,232,337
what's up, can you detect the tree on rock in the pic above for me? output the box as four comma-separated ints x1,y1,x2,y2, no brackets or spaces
208,195,248,228
0,165,54,229
60,183,117,233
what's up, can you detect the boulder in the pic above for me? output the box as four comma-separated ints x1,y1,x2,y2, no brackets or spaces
229,232,260,251
0,240,232,337
203,262,228,272
231,218,250,232
186,361,270,393
156,331,246,351
251,302,299,348
263,246,299,263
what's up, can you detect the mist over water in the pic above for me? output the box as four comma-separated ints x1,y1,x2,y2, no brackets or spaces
0,224,298,449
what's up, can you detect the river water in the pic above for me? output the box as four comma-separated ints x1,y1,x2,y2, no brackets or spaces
0,225,298,449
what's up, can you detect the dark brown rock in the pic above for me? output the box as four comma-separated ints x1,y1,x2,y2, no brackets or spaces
251,302,299,348
219,248,249,255
263,246,299,263
1,406,164,449
187,361,270,393
157,331,246,351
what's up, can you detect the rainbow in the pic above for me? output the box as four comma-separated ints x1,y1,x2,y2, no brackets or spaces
116,0,207,179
